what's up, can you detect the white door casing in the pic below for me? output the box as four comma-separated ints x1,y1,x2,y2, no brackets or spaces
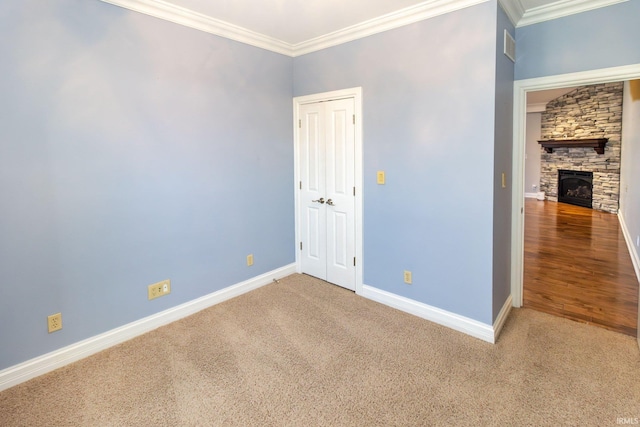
294,88,363,293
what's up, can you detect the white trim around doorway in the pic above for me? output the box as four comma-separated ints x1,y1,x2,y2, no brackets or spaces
293,87,364,295
511,64,640,307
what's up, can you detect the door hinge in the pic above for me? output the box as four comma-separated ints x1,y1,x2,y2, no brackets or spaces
300,181,302,190
353,257,356,266
300,242,303,250
352,115,355,125
299,119,301,128
353,187,355,196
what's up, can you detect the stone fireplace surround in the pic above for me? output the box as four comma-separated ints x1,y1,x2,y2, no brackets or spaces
539,82,623,214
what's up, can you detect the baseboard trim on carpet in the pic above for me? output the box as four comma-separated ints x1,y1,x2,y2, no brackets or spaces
0,263,296,392
493,294,513,342
361,285,496,343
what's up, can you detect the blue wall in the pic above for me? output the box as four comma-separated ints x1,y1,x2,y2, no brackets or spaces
515,0,640,80
492,3,514,321
294,1,498,324
8,0,636,371
0,0,294,370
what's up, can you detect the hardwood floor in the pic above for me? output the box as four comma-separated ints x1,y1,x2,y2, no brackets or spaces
523,199,639,336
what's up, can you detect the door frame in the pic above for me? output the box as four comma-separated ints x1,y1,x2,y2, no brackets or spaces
294,87,364,294
510,64,640,307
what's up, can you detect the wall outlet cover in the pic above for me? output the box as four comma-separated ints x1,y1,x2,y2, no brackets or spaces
403,270,412,284
148,279,171,300
47,313,62,333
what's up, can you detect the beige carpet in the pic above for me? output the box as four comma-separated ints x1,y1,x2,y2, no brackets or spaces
1,273,639,426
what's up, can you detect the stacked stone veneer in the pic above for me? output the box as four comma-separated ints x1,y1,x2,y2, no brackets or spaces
539,82,623,213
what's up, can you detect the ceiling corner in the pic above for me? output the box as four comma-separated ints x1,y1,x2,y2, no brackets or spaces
517,0,628,27
499,0,525,27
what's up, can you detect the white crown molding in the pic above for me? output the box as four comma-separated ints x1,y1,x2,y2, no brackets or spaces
100,0,489,57
98,0,631,54
499,0,525,27
517,0,629,27
99,0,294,56
0,263,296,392
291,0,488,57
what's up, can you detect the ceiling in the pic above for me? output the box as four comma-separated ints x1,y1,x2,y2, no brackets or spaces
527,87,578,110
101,0,625,56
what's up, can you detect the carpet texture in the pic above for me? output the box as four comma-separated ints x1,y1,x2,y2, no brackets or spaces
1,273,639,426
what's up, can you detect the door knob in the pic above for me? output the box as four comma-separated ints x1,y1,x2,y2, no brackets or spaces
326,199,335,206
312,197,325,204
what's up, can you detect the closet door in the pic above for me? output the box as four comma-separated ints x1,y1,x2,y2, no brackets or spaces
298,98,355,291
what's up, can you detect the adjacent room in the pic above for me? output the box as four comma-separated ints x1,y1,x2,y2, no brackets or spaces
523,82,639,335
1,0,640,424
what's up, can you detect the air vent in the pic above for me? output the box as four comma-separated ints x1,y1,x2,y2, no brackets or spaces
504,29,515,63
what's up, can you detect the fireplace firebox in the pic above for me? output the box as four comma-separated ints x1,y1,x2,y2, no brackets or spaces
558,170,593,208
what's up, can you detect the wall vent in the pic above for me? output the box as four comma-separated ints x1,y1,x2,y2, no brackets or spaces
504,29,515,63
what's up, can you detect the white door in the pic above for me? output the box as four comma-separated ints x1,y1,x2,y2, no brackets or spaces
298,98,356,291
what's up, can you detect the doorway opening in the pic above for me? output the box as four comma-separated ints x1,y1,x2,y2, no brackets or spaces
511,65,640,333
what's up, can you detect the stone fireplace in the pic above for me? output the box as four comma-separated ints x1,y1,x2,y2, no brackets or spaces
539,82,623,214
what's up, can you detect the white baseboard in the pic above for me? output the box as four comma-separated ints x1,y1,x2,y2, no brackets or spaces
619,213,640,284
0,263,296,392
361,285,497,343
493,294,513,341
525,192,538,198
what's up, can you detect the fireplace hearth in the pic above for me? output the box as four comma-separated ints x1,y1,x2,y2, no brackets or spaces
558,170,593,208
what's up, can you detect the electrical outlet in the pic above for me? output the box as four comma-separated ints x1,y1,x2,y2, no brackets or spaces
533,184,537,191
247,254,254,266
148,279,171,300
403,270,412,284
47,313,62,333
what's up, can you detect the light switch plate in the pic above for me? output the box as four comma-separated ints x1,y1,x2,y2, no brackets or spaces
377,171,385,185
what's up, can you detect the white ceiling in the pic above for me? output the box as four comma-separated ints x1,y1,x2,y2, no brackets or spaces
101,0,626,56
527,87,578,110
